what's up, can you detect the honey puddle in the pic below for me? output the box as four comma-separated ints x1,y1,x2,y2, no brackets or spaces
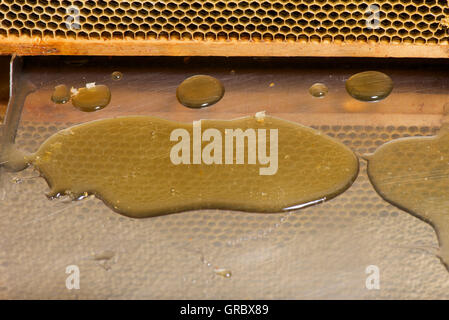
176,75,225,108
9,115,358,218
366,124,449,269
345,71,393,102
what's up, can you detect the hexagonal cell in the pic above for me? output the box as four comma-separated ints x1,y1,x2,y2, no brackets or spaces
131,1,143,9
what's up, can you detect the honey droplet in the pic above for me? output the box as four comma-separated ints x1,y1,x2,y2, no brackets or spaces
214,268,232,278
345,71,393,102
111,71,123,81
0,144,30,172
51,84,70,104
176,75,225,109
309,83,328,98
71,84,111,112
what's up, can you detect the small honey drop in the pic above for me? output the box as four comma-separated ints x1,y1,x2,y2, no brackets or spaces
51,84,70,104
309,83,328,98
0,144,30,172
214,268,232,278
71,84,111,112
176,75,225,109
111,71,123,81
345,71,393,102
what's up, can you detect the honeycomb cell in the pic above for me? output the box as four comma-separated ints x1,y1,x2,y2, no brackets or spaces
0,0,446,45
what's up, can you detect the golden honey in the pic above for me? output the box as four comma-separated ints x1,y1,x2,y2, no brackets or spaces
71,84,111,112
309,83,328,98
176,75,224,109
51,84,70,104
22,115,358,218
346,71,393,102
111,71,123,81
367,125,449,269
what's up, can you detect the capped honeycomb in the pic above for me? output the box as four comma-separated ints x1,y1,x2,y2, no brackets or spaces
0,0,448,56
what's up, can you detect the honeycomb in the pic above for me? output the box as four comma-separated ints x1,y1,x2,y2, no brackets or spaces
0,0,448,47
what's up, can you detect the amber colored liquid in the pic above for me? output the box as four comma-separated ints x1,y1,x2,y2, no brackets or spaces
24,115,358,218
367,125,449,269
111,71,123,81
346,71,393,102
309,83,328,98
51,84,70,104
71,84,111,112
176,75,225,108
